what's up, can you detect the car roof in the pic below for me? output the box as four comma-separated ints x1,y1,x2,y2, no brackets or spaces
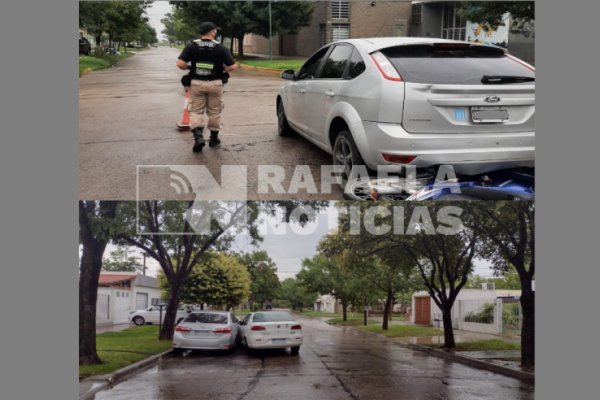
330,37,505,54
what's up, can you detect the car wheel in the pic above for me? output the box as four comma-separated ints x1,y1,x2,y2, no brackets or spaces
172,348,184,355
332,130,366,192
290,346,300,355
277,100,293,137
132,316,145,326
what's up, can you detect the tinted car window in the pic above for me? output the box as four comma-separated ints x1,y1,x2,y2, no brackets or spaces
252,311,295,322
320,45,353,79
347,48,366,79
381,44,535,84
184,313,228,324
298,47,330,80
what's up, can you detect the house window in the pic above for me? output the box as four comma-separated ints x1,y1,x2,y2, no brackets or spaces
320,24,327,46
331,1,350,20
441,4,466,41
116,291,120,297
331,24,350,42
412,3,422,25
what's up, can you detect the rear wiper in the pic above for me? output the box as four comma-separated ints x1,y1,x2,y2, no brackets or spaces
482,75,535,84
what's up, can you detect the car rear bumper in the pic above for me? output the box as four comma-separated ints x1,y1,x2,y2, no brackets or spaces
358,121,534,175
246,335,303,349
172,332,235,350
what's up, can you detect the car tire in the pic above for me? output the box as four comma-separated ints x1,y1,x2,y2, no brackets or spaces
277,100,293,137
132,316,145,326
290,346,300,355
332,130,366,193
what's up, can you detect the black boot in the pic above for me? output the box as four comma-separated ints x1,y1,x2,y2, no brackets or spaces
192,127,205,152
209,130,221,147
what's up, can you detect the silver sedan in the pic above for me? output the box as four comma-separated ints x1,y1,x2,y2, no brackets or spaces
172,311,240,353
277,37,535,181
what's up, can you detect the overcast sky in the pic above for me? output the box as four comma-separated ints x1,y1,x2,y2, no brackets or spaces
96,203,493,280
145,1,173,41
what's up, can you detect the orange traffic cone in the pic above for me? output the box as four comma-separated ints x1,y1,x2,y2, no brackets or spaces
176,88,191,130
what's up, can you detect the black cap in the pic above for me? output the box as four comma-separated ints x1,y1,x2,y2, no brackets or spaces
199,22,220,35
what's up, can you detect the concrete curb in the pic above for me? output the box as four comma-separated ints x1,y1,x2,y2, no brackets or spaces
79,350,172,400
238,63,283,77
404,343,534,384
341,326,534,384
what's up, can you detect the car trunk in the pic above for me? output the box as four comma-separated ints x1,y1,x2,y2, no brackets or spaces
378,43,535,134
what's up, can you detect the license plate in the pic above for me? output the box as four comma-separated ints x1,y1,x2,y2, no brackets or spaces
471,107,509,123
272,338,286,344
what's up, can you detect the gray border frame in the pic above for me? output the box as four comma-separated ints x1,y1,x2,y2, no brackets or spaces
2,0,600,399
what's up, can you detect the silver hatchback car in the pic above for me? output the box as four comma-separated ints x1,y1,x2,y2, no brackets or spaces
172,311,240,353
276,37,535,180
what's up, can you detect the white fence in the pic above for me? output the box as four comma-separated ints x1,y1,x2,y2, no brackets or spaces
432,297,522,335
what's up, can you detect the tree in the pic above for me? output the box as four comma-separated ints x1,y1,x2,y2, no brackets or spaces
457,1,534,32
161,8,198,44
298,251,371,322
280,278,317,311
336,202,478,347
469,201,535,367
466,268,521,290
238,251,281,311
116,201,250,341
101,246,142,272
162,252,250,311
79,201,119,365
172,1,315,57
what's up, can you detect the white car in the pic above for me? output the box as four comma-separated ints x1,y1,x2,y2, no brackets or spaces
129,305,191,326
239,311,303,355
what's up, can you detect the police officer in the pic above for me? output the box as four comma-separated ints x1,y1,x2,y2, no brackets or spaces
176,22,237,152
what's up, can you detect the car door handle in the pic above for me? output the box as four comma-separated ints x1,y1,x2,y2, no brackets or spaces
299,88,306,94
325,91,335,97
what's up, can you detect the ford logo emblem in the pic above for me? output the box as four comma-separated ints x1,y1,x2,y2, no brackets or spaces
484,96,501,103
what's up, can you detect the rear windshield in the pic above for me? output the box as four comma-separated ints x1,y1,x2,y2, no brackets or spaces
380,44,535,85
184,313,228,324
253,312,294,323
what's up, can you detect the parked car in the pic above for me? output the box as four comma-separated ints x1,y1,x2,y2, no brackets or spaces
276,37,535,186
129,304,191,326
79,36,91,56
172,311,240,353
239,311,302,355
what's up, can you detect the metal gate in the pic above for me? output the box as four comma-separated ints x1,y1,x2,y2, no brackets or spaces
96,294,110,322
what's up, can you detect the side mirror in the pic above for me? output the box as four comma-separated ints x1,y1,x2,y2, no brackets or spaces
281,69,296,81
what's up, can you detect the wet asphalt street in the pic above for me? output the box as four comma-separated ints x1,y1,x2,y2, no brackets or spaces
93,315,533,400
79,47,341,200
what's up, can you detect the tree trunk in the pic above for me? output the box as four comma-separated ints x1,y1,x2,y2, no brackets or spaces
382,288,393,330
278,34,284,56
236,33,245,58
342,301,348,321
520,285,535,367
200,303,204,310
160,281,182,340
441,308,455,348
79,238,108,365
229,36,234,54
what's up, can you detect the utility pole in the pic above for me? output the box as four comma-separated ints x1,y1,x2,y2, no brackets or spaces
142,253,147,276
268,1,272,60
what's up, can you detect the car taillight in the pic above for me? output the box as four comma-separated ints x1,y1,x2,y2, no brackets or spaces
291,325,302,330
370,51,402,81
382,154,417,164
212,327,232,334
251,325,266,331
175,326,191,332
